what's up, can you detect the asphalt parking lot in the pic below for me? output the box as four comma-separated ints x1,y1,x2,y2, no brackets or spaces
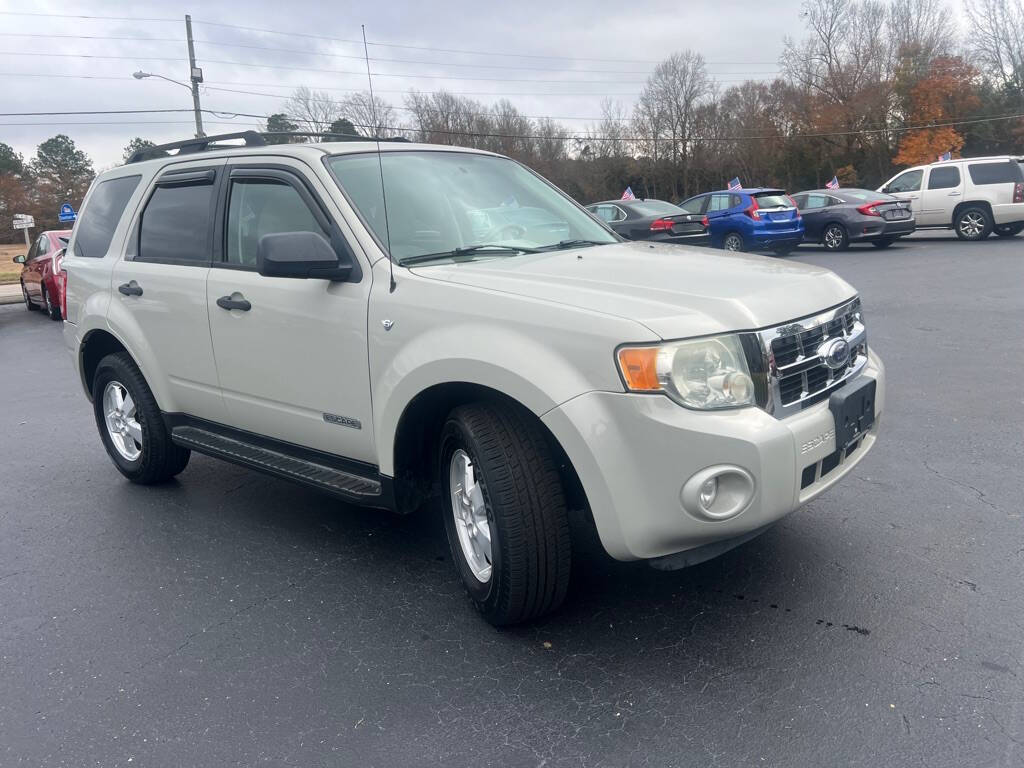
1,232,1021,767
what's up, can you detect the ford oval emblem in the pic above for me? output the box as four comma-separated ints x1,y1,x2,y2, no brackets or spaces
819,338,851,370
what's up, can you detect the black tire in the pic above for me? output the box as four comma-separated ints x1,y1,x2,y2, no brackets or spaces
21,281,38,311
721,232,745,252
954,206,992,241
872,237,896,249
91,352,190,484
41,284,61,321
439,401,572,626
994,223,1023,237
822,223,849,251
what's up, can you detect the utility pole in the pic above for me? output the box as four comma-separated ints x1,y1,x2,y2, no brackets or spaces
185,15,205,137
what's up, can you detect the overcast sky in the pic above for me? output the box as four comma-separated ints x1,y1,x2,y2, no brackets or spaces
4,0,832,168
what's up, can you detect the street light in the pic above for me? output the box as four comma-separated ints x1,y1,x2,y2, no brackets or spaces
132,70,205,137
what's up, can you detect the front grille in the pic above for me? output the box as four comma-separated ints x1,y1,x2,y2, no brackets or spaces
760,298,867,417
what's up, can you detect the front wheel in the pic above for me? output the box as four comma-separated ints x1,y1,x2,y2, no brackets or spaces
994,223,1023,237
822,223,849,251
92,352,190,484
722,232,745,252
872,237,896,249
440,401,572,626
955,206,992,241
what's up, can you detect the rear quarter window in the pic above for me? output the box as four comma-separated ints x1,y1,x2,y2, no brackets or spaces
72,175,141,258
968,161,1023,185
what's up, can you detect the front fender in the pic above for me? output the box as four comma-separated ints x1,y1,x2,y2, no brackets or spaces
373,322,625,477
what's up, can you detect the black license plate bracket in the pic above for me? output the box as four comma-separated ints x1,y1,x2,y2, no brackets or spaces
829,377,876,447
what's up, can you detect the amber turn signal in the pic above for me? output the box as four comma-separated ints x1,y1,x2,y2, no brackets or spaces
617,347,661,391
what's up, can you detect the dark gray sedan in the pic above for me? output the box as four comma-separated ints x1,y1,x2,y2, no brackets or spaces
585,199,709,245
792,188,915,251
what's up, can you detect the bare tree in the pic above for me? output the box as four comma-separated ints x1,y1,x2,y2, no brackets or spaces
340,91,400,137
964,0,1024,88
284,86,341,135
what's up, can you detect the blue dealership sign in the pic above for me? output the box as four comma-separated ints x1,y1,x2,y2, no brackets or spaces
59,202,76,223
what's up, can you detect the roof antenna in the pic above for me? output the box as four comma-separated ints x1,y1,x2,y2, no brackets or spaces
362,24,396,293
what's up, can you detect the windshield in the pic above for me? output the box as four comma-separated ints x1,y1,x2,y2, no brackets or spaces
629,200,682,216
327,151,617,264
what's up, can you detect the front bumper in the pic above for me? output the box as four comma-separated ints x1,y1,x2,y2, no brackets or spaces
542,349,885,561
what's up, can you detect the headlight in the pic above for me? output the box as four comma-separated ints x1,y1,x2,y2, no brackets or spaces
616,334,755,410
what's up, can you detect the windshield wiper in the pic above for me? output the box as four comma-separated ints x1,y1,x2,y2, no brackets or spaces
537,239,609,251
400,243,540,266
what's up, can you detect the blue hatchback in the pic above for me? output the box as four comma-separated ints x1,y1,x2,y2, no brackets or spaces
678,188,804,254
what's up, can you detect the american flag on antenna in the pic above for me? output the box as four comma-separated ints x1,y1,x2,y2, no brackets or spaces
825,176,840,190
727,177,742,191
621,186,636,200
938,151,952,162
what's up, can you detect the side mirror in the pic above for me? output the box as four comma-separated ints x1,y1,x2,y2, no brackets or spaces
256,231,355,281
880,186,890,194
13,255,26,264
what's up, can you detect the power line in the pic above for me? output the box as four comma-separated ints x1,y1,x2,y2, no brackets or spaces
0,10,178,22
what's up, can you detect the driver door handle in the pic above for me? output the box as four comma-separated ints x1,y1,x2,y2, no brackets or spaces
118,281,143,296
216,294,251,312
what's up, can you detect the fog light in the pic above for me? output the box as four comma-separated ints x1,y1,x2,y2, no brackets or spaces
699,477,718,510
681,465,756,521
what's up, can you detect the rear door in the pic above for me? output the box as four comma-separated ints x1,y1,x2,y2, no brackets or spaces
921,164,963,226
111,159,227,422
704,193,732,237
794,193,832,240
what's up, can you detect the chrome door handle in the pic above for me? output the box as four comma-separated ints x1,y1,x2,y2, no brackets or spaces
216,294,251,312
948,191,961,196
117,281,143,296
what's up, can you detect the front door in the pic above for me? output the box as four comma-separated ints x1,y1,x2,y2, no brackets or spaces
883,169,925,218
205,158,375,464
920,164,963,227
111,159,227,422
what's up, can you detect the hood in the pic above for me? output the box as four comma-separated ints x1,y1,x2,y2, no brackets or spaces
410,241,857,339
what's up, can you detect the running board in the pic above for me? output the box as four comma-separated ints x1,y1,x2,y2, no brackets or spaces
171,425,382,501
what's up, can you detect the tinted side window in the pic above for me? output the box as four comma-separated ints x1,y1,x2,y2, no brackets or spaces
36,236,49,257
802,193,830,209
730,194,743,208
928,166,961,189
968,161,1022,185
73,175,141,258
226,179,327,267
139,179,215,263
679,196,705,214
888,170,923,193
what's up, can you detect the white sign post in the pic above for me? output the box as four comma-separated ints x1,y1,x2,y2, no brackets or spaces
13,214,34,248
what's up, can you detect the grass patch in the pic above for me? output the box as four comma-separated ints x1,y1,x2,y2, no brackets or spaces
0,243,29,285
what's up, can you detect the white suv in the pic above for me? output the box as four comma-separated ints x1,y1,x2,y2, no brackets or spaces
62,132,885,625
878,155,1024,240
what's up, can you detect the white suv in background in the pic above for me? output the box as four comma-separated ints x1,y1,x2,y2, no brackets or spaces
62,132,884,625
879,155,1024,240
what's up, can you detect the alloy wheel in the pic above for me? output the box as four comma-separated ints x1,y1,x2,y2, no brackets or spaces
723,234,743,251
959,211,985,238
448,448,492,583
824,225,845,250
102,380,143,461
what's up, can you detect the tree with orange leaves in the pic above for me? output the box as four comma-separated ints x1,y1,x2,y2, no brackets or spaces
895,57,981,166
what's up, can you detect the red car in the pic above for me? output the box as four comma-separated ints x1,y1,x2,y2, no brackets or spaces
14,229,72,320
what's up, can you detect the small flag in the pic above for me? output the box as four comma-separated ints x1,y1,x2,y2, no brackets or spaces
621,186,636,200
938,151,952,162
825,176,839,190
727,177,742,192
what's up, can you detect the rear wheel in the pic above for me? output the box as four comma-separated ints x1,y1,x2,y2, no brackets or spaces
439,401,572,626
994,223,1023,237
955,206,992,241
822,223,849,251
21,281,37,311
92,352,190,484
872,237,896,249
41,284,61,320
722,232,745,252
